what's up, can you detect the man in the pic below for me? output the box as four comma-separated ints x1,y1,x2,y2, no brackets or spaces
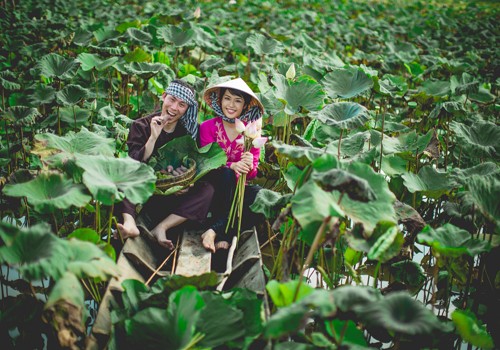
116,79,214,250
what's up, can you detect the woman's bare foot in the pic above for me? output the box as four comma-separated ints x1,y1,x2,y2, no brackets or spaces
115,214,140,240
201,229,216,253
215,241,230,250
150,225,174,249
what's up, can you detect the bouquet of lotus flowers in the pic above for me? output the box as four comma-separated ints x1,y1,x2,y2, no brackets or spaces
226,118,267,239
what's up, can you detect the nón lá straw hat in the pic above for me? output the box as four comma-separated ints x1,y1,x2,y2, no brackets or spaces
203,78,265,121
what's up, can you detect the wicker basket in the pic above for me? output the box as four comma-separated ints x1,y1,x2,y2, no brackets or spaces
155,158,196,190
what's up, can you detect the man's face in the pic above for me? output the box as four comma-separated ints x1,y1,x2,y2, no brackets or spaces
160,93,189,126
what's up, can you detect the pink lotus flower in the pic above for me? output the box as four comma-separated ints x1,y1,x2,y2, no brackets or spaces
252,136,268,148
235,118,246,133
235,137,245,145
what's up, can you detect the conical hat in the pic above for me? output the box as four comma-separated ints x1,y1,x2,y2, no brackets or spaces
203,77,265,116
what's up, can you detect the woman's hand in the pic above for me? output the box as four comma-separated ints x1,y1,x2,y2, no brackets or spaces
230,160,251,176
240,152,253,168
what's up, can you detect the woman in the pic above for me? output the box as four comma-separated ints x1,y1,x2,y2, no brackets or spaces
199,78,265,252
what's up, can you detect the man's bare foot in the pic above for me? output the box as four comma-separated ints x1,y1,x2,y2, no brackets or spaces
201,229,216,253
116,222,140,240
150,225,174,250
215,241,230,250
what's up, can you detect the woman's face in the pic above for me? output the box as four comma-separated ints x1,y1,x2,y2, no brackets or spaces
221,89,245,120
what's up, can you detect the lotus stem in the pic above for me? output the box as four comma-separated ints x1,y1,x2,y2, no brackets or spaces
378,111,385,173
372,261,381,288
107,201,115,244
338,128,343,161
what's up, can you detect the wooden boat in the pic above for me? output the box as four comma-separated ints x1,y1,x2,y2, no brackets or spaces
86,218,267,350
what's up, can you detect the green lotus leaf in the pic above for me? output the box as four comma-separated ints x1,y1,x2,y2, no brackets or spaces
2,172,91,213
361,292,443,336
246,33,285,56
266,280,315,308
151,135,227,195
273,141,326,169
44,271,84,319
73,28,94,46
461,175,500,227
67,228,100,244
390,261,426,291
93,26,121,43
0,70,21,90
34,127,115,165
125,62,167,77
451,72,479,96
386,41,419,63
332,162,396,234
428,101,466,119
65,238,119,280
325,320,368,347
59,106,91,127
200,57,225,72
312,168,377,202
151,272,219,296
469,87,496,104
331,285,382,315
124,47,151,63
250,189,291,219
126,27,152,44
192,24,219,52
323,67,373,99
402,165,457,196
310,102,370,129
0,222,66,280
272,73,325,115
56,84,89,106
38,53,79,80
124,286,205,349
376,74,408,97
450,162,500,185
77,53,119,71
76,154,156,205
451,309,494,349
380,129,433,156
297,32,323,54
157,25,194,47
381,155,408,176
451,121,500,158
421,79,450,97
3,106,40,126
28,84,56,105
417,223,491,258
367,225,404,262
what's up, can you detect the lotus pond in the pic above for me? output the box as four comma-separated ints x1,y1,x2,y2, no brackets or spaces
0,0,498,349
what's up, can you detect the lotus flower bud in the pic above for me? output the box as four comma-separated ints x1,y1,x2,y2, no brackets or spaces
286,63,296,80
244,121,259,139
252,136,268,148
235,137,245,145
193,7,201,19
235,118,246,133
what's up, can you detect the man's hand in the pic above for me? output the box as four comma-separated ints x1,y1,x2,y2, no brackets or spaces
150,115,166,140
174,183,193,196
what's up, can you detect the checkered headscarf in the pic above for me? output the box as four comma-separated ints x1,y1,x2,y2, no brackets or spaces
165,81,198,139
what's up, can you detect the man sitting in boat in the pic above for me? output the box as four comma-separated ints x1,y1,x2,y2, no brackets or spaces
115,79,215,250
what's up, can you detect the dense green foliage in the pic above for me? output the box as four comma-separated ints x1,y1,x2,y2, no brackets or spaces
0,0,498,349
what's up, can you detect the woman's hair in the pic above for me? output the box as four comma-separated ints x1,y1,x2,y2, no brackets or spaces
219,87,252,110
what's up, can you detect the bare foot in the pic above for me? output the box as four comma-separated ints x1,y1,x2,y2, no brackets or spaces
201,229,216,253
215,241,230,251
116,222,140,240
150,225,174,249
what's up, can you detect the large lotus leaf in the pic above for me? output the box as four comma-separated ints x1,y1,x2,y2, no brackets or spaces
65,238,118,280
325,320,368,347
0,70,21,90
273,141,326,169
461,175,500,228
379,129,433,156
76,155,156,205
125,286,205,349
451,121,500,158
56,84,89,106
264,289,335,339
124,48,151,63
331,162,396,234
266,280,315,308
34,127,115,165
417,224,491,258
451,72,479,96
196,294,245,348
0,222,67,280
386,41,419,63
323,67,373,99
390,261,426,291
421,80,450,97
367,225,404,262
151,272,219,295
451,163,500,185
151,135,227,195
402,165,457,197
381,155,408,176
126,27,152,44
219,288,263,336
2,172,91,213
250,189,291,219
125,62,167,77
199,57,225,72
38,53,79,80
428,101,466,119
376,74,408,97
327,131,370,159
77,53,119,71
292,181,345,242
59,106,91,127
297,32,323,54
157,25,194,47
361,292,443,336
331,285,382,315
28,84,56,105
192,24,219,52
451,309,494,349
310,102,370,129
246,33,285,56
44,271,85,315
469,87,496,104
272,73,325,115
312,168,377,202
3,106,40,126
